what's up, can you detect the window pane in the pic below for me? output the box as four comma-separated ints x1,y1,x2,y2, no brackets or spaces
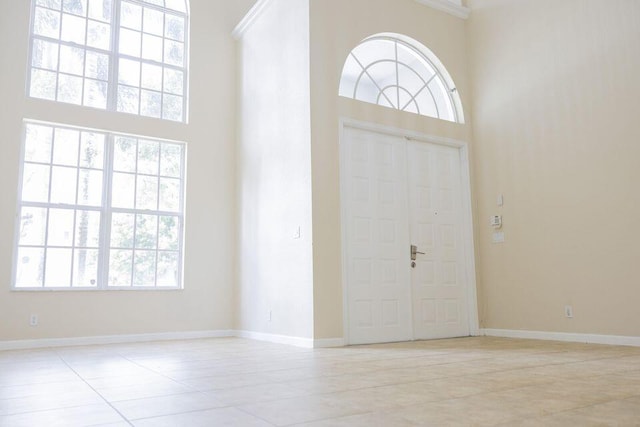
160,143,181,177
162,93,182,121
163,40,183,66
163,68,183,95
117,85,140,114
33,7,61,38
25,125,53,164
85,51,109,80
159,177,179,212
164,15,184,42
73,248,99,286
119,58,140,86
48,208,75,246
62,0,88,17
53,128,80,166
30,69,57,100
157,251,178,287
44,248,72,286
164,0,186,13
143,8,163,36
15,248,45,288
88,0,112,22
136,175,158,210
133,250,155,286
141,63,162,90
19,207,48,246
120,1,142,30
111,172,135,208
87,19,111,50
84,79,108,109
135,214,157,249
50,165,78,204
57,73,83,105
75,210,101,247
158,215,179,250
113,137,137,172
108,249,132,286
119,28,141,57
77,169,103,206
142,33,163,62
79,131,105,168
137,140,159,174
22,164,51,203
60,13,87,44
60,45,85,76
110,213,134,248
37,0,62,9
140,90,161,118
32,39,59,71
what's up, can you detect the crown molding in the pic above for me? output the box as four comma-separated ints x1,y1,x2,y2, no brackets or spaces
232,0,275,40
415,0,471,19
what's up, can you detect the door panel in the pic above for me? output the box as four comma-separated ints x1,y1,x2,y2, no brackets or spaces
408,142,469,339
343,127,412,345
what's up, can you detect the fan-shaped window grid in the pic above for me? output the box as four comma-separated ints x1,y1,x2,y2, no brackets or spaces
339,37,459,122
28,0,188,122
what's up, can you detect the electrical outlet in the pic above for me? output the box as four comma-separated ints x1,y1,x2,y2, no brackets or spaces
268,310,272,322
29,314,38,327
565,305,573,318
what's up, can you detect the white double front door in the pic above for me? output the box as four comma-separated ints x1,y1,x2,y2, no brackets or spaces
342,126,474,345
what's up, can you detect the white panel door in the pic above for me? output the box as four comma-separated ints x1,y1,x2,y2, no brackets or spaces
408,141,470,339
343,127,412,345
342,127,471,344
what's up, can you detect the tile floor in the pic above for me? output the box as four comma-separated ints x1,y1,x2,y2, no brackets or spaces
1,337,639,426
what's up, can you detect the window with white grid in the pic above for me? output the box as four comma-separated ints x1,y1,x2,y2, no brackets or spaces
28,0,188,122
13,121,185,289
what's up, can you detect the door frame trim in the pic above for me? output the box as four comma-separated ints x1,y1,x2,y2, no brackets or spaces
339,118,480,345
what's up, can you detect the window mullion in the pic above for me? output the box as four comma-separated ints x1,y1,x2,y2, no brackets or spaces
98,133,115,289
108,0,122,111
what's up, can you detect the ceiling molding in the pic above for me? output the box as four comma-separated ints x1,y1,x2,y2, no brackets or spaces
232,0,275,40
414,0,471,19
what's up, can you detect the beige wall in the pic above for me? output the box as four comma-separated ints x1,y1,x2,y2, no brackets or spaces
236,0,314,339
309,0,474,339
468,0,640,336
0,0,254,341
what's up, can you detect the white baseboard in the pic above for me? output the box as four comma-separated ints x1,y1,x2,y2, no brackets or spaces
313,338,345,348
481,328,640,347
0,330,235,351
234,330,315,348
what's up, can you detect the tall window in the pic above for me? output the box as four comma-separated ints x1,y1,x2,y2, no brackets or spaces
14,121,185,289
339,34,464,123
29,0,188,122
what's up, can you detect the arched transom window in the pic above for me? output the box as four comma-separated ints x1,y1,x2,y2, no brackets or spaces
339,34,464,123
29,0,189,122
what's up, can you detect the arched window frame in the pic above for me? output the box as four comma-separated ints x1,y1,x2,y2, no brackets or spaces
27,0,190,122
339,33,464,124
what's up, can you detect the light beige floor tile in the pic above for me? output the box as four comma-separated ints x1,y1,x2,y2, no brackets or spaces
112,391,227,420
0,403,125,427
239,395,370,426
95,380,194,402
0,386,104,416
132,407,273,426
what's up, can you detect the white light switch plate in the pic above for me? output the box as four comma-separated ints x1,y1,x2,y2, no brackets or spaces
492,232,505,243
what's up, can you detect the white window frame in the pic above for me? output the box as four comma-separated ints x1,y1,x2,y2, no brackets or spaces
12,120,186,291
27,0,189,122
